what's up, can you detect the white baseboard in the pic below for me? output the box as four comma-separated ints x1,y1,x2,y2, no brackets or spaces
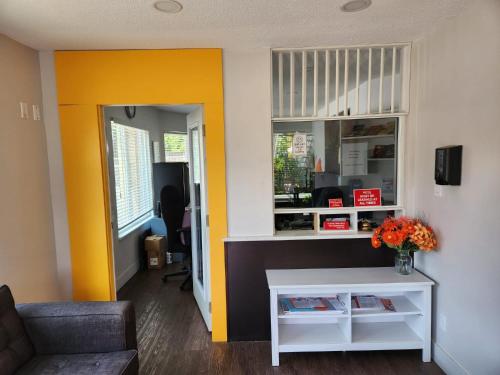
433,341,469,375
116,262,139,291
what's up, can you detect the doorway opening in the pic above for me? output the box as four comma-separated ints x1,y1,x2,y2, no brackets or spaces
103,104,211,331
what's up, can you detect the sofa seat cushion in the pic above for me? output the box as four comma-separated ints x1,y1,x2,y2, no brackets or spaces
16,350,138,375
0,286,34,375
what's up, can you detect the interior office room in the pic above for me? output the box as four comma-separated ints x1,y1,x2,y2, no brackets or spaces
103,105,193,290
0,0,499,374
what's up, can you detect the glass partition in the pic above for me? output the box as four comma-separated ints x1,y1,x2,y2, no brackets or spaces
273,118,398,209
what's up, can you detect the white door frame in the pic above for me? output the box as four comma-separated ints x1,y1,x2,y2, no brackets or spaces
187,107,212,331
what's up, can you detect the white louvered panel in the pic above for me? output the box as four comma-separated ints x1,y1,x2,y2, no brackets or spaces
271,44,409,120
324,50,330,117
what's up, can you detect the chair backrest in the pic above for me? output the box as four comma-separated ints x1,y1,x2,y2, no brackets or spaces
180,209,191,246
312,186,344,207
160,185,187,253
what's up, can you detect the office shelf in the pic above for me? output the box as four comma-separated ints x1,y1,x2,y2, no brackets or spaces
341,134,395,140
279,323,348,352
352,321,422,347
352,295,421,318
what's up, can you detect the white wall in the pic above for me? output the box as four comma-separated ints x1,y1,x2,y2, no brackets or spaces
223,48,274,236
105,106,186,148
407,1,500,373
159,110,188,134
0,35,61,302
39,51,72,300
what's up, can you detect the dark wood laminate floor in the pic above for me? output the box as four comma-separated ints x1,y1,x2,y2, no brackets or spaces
118,266,444,375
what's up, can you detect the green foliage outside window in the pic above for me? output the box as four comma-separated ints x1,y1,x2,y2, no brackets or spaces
164,133,188,162
273,134,314,194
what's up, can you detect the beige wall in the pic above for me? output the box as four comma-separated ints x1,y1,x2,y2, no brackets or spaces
408,0,500,373
0,35,60,302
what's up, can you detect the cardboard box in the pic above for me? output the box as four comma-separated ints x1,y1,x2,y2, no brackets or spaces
145,235,166,270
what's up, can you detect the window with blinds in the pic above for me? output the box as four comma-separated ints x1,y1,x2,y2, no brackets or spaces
111,121,154,237
164,132,188,162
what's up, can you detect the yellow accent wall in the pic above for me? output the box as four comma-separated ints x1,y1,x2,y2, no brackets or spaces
55,49,228,341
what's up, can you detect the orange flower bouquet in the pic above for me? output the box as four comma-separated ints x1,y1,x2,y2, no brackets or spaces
371,217,437,274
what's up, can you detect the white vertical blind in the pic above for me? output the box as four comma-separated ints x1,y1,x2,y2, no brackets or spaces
111,121,153,235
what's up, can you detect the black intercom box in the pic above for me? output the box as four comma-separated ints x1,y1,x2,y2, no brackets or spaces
435,145,462,185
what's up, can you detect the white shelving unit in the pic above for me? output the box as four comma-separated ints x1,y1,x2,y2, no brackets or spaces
266,267,434,366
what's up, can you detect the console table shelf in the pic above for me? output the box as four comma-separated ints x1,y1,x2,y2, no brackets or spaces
266,267,434,366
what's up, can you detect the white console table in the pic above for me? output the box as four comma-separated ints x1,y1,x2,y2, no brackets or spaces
266,267,434,366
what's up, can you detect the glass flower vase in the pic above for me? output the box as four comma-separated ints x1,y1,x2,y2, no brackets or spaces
395,250,413,275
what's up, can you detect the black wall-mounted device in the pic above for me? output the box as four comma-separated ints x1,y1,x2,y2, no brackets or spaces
435,145,462,185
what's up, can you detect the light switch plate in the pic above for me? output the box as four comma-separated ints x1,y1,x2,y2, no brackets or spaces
32,104,41,121
19,102,29,119
438,314,447,332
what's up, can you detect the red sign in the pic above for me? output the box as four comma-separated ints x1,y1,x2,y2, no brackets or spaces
354,188,382,207
328,198,343,208
323,220,350,231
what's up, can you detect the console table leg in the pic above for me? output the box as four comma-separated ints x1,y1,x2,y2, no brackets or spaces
270,289,279,366
422,286,432,362
423,346,431,362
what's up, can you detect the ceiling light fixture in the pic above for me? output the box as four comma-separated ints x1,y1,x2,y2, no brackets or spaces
340,0,372,12
154,0,183,14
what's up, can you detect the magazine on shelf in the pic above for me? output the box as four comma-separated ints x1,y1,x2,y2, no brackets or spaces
279,296,347,315
351,295,396,312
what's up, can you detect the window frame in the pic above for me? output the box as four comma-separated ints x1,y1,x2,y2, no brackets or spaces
110,121,154,239
271,115,406,237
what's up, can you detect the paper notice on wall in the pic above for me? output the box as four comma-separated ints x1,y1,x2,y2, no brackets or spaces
292,133,307,156
342,142,368,176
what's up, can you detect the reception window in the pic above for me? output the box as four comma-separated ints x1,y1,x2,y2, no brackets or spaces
273,118,398,209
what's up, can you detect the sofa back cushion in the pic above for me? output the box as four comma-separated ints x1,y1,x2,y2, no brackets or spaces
0,285,34,375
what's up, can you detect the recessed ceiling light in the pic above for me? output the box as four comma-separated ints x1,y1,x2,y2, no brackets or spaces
154,0,183,14
340,0,372,12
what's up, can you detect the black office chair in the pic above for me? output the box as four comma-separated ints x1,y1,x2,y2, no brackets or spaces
160,185,192,290
312,186,344,207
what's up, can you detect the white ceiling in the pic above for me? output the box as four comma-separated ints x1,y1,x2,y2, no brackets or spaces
0,0,466,51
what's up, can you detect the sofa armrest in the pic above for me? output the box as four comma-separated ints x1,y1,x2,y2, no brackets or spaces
16,301,137,355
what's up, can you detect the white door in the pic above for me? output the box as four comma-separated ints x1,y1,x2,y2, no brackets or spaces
187,107,211,331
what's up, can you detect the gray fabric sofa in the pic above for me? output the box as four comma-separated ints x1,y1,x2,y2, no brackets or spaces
0,285,139,375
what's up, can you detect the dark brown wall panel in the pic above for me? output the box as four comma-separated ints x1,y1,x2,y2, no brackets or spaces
225,239,395,341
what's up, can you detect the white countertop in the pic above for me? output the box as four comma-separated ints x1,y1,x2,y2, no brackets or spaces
224,231,373,242
266,267,435,289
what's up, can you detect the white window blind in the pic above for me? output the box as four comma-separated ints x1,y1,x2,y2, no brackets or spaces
111,121,153,237
164,132,188,162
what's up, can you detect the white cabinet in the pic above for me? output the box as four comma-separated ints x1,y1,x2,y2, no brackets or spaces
266,267,434,366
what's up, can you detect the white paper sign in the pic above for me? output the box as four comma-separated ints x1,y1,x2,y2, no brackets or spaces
292,133,307,156
342,142,368,176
